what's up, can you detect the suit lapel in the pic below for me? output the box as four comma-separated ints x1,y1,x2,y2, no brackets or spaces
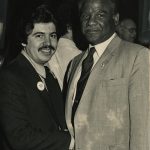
68,52,86,86
65,51,89,136
92,35,121,73
16,54,56,118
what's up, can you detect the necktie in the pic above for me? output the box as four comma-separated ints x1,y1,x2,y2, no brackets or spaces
44,66,63,127
44,66,53,88
44,66,60,91
71,47,96,125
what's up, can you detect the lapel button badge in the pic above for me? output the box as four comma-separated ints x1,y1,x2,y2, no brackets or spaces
101,63,105,68
37,81,45,91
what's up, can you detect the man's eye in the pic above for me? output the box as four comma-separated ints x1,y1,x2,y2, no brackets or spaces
97,14,101,17
97,13,104,18
35,34,44,38
50,34,57,39
81,14,89,20
84,15,89,19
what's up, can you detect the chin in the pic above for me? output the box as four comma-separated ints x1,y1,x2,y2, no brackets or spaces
85,33,103,44
86,38,100,45
40,57,51,64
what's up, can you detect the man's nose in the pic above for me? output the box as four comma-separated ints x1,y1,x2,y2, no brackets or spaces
133,30,136,36
131,30,136,38
87,15,96,26
44,35,51,45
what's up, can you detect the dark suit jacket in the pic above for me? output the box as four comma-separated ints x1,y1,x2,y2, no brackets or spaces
0,54,71,150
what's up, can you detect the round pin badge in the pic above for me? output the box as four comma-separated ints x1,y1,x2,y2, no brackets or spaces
37,81,45,91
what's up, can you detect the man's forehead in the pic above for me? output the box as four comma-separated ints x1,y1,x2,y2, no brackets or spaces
81,0,112,6
80,0,115,12
33,22,56,31
123,20,136,28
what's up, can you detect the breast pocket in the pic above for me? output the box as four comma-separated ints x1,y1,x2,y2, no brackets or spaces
101,78,129,108
102,78,128,87
102,78,128,97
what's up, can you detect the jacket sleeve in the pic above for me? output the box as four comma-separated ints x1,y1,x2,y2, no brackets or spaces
0,72,70,150
129,48,149,150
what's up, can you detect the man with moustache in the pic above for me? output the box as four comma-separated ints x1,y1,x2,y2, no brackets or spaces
0,5,70,150
65,0,149,150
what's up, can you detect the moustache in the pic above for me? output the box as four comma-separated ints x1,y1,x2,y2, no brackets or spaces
38,45,55,52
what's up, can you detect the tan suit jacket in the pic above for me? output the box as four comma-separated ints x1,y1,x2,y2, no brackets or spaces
65,35,149,150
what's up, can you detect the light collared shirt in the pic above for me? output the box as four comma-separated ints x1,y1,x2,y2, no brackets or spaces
21,50,48,90
69,33,116,149
91,33,116,67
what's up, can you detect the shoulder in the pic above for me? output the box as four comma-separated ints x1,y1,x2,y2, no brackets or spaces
121,40,147,51
123,42,148,62
0,60,20,78
72,51,85,62
0,55,28,87
0,64,22,91
113,37,149,59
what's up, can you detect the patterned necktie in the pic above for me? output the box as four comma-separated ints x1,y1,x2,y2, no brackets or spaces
71,47,96,125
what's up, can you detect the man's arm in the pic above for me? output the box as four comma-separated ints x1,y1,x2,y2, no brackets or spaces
129,48,149,150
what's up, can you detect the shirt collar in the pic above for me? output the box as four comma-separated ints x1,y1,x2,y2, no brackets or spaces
89,33,116,57
21,50,46,78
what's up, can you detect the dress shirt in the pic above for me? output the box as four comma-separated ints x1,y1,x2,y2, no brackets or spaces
91,33,116,67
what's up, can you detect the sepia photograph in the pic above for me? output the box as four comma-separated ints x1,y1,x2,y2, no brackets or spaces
0,0,149,150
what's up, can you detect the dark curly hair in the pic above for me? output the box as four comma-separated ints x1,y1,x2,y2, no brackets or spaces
19,4,57,44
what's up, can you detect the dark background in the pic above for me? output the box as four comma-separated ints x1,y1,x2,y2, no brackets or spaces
0,0,149,63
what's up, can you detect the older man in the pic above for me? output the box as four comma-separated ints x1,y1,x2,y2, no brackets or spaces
65,0,149,150
116,18,137,42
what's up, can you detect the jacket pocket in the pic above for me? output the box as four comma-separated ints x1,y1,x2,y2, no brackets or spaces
102,78,128,87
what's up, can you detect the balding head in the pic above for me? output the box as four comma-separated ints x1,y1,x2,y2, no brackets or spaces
117,18,137,42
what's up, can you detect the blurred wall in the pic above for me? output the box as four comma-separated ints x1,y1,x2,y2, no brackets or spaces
138,0,150,45
0,0,8,52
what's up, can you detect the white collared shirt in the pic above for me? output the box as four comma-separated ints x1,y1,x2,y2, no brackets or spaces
22,50,46,78
91,33,116,67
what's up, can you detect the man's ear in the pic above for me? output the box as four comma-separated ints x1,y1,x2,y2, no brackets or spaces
113,13,119,26
66,24,72,33
21,43,26,47
117,25,123,34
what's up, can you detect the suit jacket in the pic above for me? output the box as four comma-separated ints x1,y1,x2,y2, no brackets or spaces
65,35,149,150
0,54,70,150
